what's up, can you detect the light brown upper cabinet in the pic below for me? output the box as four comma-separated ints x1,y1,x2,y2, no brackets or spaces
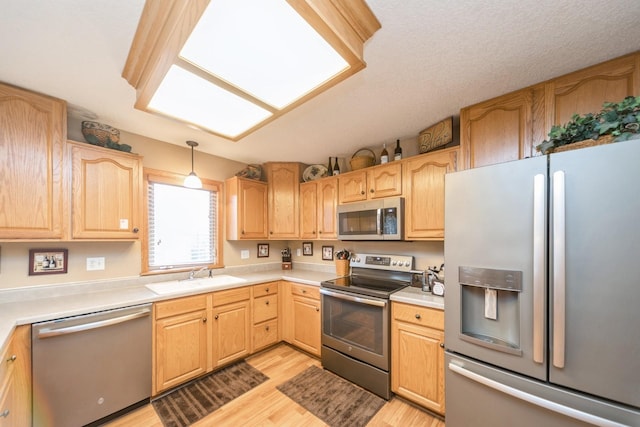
338,162,402,203
265,162,305,239
460,88,537,170
69,141,143,239
300,177,338,240
403,147,458,240
0,82,67,240
460,51,640,170
544,53,640,133
225,176,268,240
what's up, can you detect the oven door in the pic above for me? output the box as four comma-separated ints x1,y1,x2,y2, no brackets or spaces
320,288,389,370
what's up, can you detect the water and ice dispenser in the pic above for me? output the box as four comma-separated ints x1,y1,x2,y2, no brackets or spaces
459,266,523,356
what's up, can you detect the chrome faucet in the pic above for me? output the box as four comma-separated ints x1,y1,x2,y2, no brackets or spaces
188,266,208,280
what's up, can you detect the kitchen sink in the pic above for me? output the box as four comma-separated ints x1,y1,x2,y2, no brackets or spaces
145,275,247,295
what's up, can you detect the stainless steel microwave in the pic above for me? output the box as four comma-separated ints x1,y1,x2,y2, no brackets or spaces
337,197,404,240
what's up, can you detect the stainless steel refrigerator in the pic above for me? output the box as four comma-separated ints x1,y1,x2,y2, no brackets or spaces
444,139,640,426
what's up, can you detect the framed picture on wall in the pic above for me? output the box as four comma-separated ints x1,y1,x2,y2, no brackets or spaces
302,242,313,256
257,243,269,258
29,248,68,275
322,245,334,261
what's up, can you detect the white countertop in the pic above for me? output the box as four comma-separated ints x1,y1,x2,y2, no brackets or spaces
391,286,445,310
0,269,331,353
0,267,442,354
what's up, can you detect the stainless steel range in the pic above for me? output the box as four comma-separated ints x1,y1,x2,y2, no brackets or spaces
320,253,413,399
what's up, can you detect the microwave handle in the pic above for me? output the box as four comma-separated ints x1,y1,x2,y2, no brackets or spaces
377,208,383,235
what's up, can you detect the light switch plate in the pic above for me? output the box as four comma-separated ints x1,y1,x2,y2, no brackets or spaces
86,257,105,271
240,250,250,259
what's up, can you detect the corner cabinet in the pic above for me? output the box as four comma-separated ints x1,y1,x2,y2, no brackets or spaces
265,162,306,239
0,83,67,240
403,147,458,240
391,302,445,415
225,176,268,240
68,141,143,239
300,177,338,240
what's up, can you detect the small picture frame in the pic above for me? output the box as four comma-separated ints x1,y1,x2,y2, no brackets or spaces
257,243,269,258
302,242,313,256
322,245,334,261
29,248,68,275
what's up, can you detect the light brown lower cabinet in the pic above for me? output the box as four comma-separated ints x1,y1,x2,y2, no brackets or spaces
0,325,31,427
391,302,445,415
211,287,251,367
153,295,209,395
282,281,321,357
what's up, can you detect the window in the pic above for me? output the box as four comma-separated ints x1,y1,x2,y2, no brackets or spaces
142,169,223,274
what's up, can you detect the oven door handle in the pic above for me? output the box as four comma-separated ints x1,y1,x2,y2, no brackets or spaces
320,288,387,307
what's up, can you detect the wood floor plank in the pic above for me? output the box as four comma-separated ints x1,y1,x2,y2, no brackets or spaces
105,343,444,426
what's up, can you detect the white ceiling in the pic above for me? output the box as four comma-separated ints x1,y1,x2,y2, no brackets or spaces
1,0,640,166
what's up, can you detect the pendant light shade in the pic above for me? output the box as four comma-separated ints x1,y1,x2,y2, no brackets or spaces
184,140,203,189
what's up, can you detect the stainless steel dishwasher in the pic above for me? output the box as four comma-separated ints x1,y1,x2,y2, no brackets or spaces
32,303,152,427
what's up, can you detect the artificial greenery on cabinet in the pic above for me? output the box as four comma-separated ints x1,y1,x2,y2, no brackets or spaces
536,96,640,154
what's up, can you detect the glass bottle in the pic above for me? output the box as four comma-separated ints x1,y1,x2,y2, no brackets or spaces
394,139,402,161
327,156,333,176
381,144,389,164
333,157,340,175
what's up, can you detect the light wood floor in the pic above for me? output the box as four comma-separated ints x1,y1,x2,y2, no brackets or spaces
105,343,445,426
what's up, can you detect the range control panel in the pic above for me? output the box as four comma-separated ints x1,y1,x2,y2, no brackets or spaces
350,253,414,272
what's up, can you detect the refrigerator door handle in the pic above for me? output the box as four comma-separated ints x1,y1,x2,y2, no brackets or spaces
448,362,627,427
552,170,566,368
532,173,545,364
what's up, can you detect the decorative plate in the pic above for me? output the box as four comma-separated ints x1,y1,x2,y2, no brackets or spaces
303,164,329,182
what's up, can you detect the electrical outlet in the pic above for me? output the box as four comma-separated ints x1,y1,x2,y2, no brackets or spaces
240,250,250,259
86,257,105,271
296,248,301,256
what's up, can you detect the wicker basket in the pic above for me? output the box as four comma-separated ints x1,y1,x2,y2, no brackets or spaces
349,148,376,170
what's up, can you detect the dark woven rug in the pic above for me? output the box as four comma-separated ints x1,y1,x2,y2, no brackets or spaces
152,360,269,427
276,366,386,427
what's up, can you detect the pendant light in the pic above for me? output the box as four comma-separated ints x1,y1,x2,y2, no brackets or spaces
184,140,203,189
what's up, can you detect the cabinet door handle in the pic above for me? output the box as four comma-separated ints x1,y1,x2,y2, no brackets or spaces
439,343,445,348
370,189,374,193
6,354,17,363
203,317,207,323
0,409,9,418
360,190,365,195
265,300,270,306
265,326,270,331
315,307,319,312
241,230,245,234
215,314,219,320
415,314,421,319
265,288,269,293
133,227,139,233
302,289,307,294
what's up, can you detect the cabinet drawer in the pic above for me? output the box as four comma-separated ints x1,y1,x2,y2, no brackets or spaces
253,282,278,298
253,295,278,324
0,374,15,427
155,295,208,320
393,302,444,330
290,283,320,300
253,319,278,351
213,287,250,307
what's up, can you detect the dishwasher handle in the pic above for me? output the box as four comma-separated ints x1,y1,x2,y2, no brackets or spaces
37,307,151,339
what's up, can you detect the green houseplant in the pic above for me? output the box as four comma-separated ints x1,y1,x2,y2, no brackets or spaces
536,96,640,154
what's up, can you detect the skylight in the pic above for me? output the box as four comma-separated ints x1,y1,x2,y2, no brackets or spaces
123,0,380,140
